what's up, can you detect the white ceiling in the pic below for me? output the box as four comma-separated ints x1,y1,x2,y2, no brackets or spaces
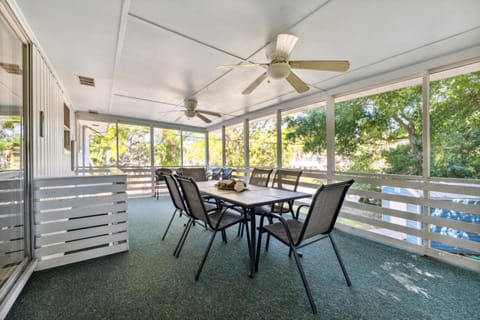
13,0,480,128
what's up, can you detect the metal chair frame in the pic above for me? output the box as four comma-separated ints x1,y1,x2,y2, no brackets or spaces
161,174,188,241
255,179,354,314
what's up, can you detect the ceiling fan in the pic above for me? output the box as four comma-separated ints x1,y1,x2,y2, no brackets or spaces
218,34,350,95
181,98,221,123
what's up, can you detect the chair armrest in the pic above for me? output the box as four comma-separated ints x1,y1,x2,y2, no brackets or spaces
265,212,298,246
212,205,244,229
295,204,310,217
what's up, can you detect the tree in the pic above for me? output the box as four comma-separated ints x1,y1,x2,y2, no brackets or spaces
0,116,21,170
283,71,479,179
154,128,180,166
182,131,205,166
430,71,480,178
249,118,277,167
225,126,244,167
208,131,222,166
283,85,423,175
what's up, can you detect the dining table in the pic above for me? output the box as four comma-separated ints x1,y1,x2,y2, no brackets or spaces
195,180,312,277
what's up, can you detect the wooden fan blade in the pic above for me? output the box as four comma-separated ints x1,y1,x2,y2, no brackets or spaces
286,71,309,94
216,62,266,70
289,60,350,72
242,72,267,95
196,112,212,123
196,109,221,117
275,34,298,59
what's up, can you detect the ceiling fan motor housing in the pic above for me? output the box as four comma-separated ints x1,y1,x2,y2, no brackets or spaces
267,62,291,79
184,98,198,118
184,110,196,118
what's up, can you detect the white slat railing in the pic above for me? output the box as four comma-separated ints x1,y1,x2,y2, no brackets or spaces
292,170,479,271
33,170,128,270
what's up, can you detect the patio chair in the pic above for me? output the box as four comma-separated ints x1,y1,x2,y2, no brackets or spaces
270,169,303,218
175,175,250,280
253,169,303,244
163,174,216,243
249,168,273,187
180,167,207,182
208,167,222,180
154,168,172,199
255,179,354,314
221,167,233,179
237,168,273,237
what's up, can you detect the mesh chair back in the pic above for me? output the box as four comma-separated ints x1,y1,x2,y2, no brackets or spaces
272,169,303,191
249,168,273,187
301,180,354,241
181,167,207,182
210,167,222,180
221,167,233,179
155,168,172,181
176,176,210,225
163,174,186,212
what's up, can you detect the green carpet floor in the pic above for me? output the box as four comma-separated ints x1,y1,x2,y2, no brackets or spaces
7,197,480,319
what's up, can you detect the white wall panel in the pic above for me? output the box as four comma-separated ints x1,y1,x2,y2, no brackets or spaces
32,46,75,178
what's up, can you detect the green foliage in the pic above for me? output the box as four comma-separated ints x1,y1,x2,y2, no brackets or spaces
183,131,205,166
383,145,419,175
282,71,478,179
0,116,22,170
284,109,327,154
249,118,276,167
283,84,424,175
89,125,118,166
430,71,480,179
225,126,245,167
154,129,180,166
208,132,222,166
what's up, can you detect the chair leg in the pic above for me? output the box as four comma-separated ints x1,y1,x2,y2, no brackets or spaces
291,245,317,314
176,220,194,258
265,234,270,252
237,223,242,237
221,230,228,243
173,218,190,256
195,230,217,281
174,219,193,258
329,234,351,286
265,214,273,251
162,208,178,241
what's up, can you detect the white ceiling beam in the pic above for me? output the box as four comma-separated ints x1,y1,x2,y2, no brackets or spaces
108,0,131,113
76,111,206,133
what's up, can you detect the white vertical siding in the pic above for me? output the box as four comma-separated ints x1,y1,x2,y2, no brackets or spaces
32,46,75,178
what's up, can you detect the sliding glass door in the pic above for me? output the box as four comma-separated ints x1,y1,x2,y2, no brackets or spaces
0,11,28,304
